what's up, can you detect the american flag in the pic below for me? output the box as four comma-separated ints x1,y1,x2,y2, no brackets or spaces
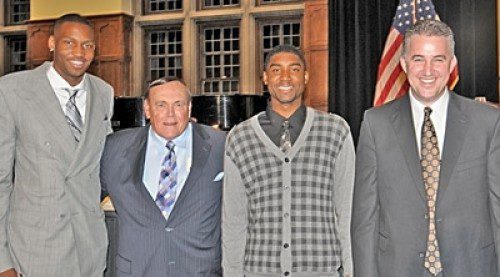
373,0,459,107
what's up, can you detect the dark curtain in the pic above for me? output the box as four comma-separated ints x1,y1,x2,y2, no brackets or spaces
330,0,498,144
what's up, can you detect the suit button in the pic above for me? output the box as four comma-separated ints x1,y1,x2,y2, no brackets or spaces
284,272,290,276
283,243,289,248
419,252,425,258
284,213,289,218
60,214,66,218
165,227,174,232
284,157,290,163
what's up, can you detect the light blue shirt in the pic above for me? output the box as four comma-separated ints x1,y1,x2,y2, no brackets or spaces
143,123,193,219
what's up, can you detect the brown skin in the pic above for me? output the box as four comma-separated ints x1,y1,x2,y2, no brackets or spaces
0,268,16,277
263,52,309,118
400,35,457,106
48,22,96,86
144,81,192,140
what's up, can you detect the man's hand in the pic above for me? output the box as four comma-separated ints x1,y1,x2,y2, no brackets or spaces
0,268,17,277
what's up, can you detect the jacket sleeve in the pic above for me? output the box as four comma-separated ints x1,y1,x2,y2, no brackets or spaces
221,150,247,277
333,131,355,277
0,88,15,272
351,113,380,277
487,112,500,276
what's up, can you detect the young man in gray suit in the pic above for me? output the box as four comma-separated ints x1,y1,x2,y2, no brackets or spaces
0,14,114,277
100,77,225,276
352,20,500,276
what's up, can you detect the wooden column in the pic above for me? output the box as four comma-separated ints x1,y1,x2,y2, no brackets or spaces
303,0,328,111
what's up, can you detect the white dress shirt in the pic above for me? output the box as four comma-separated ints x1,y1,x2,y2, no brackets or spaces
46,63,87,123
143,123,193,219
409,89,450,157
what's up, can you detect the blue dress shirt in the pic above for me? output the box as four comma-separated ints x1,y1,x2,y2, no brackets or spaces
143,123,193,219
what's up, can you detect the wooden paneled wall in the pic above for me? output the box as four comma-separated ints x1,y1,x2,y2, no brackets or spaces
26,14,132,96
303,0,328,111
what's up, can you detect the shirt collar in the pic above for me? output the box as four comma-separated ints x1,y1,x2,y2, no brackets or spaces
266,104,306,130
409,88,450,118
149,122,192,150
47,63,86,91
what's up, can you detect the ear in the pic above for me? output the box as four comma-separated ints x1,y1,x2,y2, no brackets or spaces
399,56,407,73
262,71,268,85
48,35,55,52
304,70,309,85
449,55,458,74
143,99,151,119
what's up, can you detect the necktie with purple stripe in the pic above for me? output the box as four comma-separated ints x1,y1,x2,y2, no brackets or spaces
155,141,178,219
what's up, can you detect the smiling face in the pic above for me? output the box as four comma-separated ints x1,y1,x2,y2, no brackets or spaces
400,34,457,106
48,21,95,86
263,52,309,117
144,81,191,141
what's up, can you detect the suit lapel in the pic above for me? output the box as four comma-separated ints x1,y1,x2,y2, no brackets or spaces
391,95,426,204
167,124,211,225
67,75,112,176
437,93,469,204
68,76,98,174
125,127,168,227
28,63,76,156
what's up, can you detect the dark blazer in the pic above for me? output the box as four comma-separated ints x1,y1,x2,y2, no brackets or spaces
352,93,500,277
100,123,225,277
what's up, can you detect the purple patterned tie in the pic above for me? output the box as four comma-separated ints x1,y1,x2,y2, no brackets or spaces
155,141,178,219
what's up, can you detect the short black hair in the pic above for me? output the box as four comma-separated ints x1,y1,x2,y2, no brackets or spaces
264,45,307,70
53,13,93,34
144,76,190,100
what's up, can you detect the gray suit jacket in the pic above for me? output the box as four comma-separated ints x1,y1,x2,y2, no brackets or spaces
352,93,500,277
100,124,225,277
0,62,114,276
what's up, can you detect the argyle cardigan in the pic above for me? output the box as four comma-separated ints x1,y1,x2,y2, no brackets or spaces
225,108,351,274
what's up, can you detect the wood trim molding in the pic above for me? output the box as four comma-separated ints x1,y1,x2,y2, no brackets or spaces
303,0,328,111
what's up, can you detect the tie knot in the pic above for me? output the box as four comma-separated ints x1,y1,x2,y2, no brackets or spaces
424,107,432,118
166,141,175,151
282,120,290,129
64,88,82,99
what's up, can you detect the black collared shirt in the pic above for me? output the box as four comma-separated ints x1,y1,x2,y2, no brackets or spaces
258,104,306,147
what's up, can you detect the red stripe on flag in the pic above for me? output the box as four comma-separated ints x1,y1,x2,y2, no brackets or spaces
395,80,410,99
448,65,459,90
375,64,405,106
377,33,404,79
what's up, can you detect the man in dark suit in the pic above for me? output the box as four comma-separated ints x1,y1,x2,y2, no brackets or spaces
0,14,113,277
100,77,225,276
352,19,500,276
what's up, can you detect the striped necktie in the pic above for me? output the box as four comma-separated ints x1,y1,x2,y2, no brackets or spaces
64,88,83,142
155,141,178,219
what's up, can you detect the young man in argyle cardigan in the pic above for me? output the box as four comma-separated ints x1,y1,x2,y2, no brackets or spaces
222,45,355,277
